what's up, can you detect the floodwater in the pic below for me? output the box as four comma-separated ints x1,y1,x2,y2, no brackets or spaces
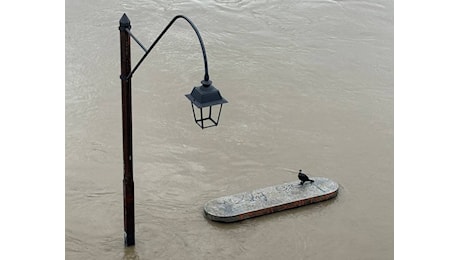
66,0,393,259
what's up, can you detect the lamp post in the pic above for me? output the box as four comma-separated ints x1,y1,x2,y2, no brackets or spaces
118,13,228,247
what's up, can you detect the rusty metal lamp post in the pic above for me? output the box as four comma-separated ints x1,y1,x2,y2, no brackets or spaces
119,13,227,247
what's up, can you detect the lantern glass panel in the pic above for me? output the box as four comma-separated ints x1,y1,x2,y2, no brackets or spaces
191,103,224,129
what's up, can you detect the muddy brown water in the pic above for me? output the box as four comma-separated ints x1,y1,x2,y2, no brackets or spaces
66,0,393,259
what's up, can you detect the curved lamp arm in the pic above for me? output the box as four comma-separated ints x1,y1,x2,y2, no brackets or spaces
125,15,210,83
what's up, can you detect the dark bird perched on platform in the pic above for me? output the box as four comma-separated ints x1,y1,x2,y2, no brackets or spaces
298,169,314,185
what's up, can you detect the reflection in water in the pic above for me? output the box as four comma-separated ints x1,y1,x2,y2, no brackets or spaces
66,0,393,259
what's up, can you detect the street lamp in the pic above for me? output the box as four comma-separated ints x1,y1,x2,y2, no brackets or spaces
118,13,227,247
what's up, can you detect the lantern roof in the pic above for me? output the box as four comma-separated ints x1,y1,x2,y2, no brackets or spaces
185,80,228,108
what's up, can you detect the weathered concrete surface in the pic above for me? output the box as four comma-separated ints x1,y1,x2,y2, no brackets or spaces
204,177,339,222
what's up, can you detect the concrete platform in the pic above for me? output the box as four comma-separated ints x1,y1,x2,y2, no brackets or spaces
204,177,339,222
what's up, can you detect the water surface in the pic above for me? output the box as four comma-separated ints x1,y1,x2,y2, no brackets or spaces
66,0,393,259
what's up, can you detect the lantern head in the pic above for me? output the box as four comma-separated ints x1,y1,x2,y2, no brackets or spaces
185,80,228,129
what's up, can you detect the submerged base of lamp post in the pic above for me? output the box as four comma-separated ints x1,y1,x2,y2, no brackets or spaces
203,177,339,223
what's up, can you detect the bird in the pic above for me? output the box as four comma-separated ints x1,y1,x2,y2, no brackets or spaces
298,169,314,185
